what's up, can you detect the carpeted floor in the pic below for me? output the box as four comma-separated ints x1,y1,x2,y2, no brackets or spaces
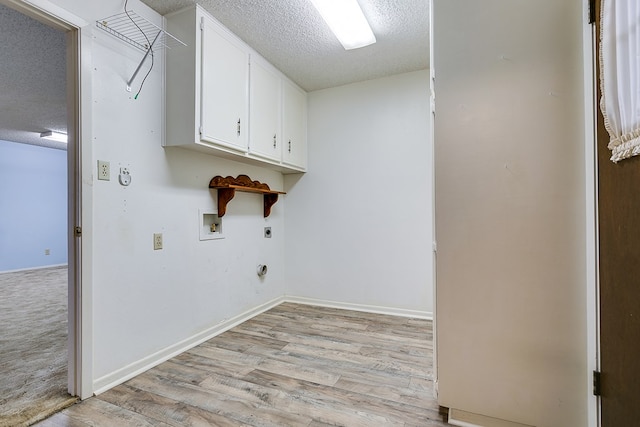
0,266,77,427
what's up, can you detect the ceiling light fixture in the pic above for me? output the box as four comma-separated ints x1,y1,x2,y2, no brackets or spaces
40,131,68,143
310,0,376,50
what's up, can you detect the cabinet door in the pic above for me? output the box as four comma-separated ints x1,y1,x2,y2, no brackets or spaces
200,16,249,152
249,57,281,162
282,80,307,169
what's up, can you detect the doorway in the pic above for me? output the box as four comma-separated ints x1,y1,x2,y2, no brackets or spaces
0,0,84,422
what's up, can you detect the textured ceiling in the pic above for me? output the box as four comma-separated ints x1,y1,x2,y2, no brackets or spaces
0,3,67,150
0,0,428,149
140,0,430,91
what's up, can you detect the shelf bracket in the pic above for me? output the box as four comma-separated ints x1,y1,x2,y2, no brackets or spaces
126,30,161,92
209,175,286,218
216,187,236,217
264,193,280,218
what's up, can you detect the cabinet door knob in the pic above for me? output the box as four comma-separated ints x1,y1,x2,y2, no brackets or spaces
237,119,241,136
273,134,277,148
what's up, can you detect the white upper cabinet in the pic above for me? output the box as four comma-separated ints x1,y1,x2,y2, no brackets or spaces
249,56,282,162
165,5,306,173
282,80,307,170
200,16,249,152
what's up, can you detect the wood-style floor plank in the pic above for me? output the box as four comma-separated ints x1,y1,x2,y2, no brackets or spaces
126,371,312,426
240,369,429,426
35,303,448,426
97,383,251,427
332,375,437,410
34,412,89,427
51,397,172,427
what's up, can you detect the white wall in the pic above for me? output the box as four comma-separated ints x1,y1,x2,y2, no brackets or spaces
40,0,286,391
22,0,433,396
0,140,67,271
432,0,587,426
285,71,433,315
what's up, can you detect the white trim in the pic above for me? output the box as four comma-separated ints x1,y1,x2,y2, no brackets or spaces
429,0,438,400
448,415,482,427
92,296,286,394
2,0,92,400
2,0,87,28
448,420,480,427
77,15,95,401
448,408,534,427
283,295,433,319
583,0,600,425
0,264,68,274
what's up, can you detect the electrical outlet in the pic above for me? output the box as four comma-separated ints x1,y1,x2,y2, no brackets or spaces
44,249,50,255
153,233,163,250
97,160,110,181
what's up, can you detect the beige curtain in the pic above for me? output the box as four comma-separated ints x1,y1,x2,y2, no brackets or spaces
600,0,640,163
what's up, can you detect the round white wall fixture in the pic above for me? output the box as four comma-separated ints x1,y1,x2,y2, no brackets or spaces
257,264,268,277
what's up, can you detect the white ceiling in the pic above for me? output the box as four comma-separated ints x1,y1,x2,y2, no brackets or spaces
0,0,428,149
0,3,67,150
140,0,430,92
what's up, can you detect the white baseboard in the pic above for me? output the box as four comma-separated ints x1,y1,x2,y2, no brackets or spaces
0,263,68,274
92,295,431,395
283,295,433,320
448,409,534,427
92,296,285,395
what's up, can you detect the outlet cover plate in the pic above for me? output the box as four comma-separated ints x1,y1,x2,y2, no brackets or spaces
97,160,110,181
153,233,163,250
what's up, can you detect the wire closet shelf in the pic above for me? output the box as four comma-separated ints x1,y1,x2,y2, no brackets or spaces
96,10,186,92
96,10,185,52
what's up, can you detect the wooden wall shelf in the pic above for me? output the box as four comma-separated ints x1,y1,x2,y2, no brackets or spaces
209,175,285,217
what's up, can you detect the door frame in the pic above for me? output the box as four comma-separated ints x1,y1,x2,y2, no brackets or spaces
0,0,93,399
591,0,640,423
584,0,599,426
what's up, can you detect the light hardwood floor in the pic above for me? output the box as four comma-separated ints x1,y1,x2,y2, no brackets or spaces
35,303,448,426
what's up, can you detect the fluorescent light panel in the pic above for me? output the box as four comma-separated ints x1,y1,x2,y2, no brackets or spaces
310,0,376,50
40,131,67,143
